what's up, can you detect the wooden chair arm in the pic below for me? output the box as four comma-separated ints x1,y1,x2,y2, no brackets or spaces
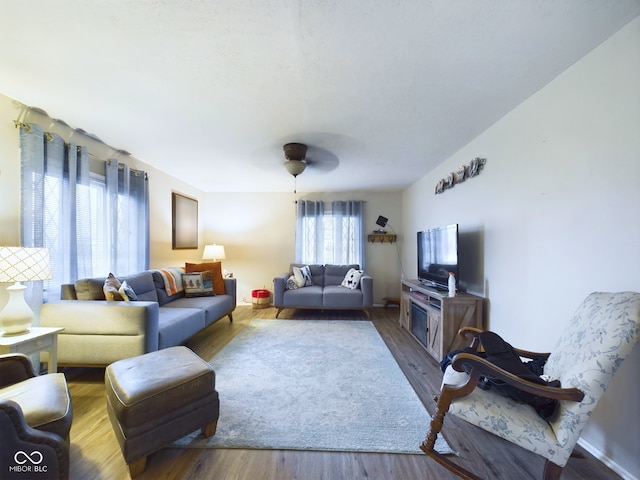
458,327,483,350
451,352,584,402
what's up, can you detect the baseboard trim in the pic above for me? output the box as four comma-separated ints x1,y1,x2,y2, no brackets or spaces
578,438,637,480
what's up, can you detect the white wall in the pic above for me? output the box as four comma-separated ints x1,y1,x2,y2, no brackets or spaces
145,166,207,269
0,95,22,247
403,17,640,478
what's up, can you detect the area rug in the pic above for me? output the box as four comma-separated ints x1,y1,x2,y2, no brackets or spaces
172,319,453,455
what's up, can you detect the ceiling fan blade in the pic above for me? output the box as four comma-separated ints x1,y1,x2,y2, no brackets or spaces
305,146,339,173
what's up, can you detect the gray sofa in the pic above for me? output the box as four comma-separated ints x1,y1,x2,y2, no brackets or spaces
273,264,373,318
40,269,236,367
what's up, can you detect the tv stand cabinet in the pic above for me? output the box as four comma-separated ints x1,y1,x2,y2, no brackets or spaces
400,279,484,362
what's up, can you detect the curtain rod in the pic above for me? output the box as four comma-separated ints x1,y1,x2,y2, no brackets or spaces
13,102,135,155
13,117,140,167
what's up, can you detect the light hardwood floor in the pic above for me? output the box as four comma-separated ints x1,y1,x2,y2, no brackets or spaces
62,306,620,479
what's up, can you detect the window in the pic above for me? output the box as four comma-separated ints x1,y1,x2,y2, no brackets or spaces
296,200,364,268
20,123,149,301
89,174,110,275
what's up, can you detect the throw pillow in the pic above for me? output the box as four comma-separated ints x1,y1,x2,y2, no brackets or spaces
118,280,138,301
341,268,364,290
300,265,313,286
183,271,215,297
292,265,313,288
286,275,299,290
103,273,123,301
185,262,225,295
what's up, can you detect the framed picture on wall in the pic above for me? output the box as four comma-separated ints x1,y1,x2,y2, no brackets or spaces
172,192,198,249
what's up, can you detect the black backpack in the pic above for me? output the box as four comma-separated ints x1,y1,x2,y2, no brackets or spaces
441,331,560,420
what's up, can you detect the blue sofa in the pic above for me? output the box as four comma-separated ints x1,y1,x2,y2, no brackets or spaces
40,269,236,367
273,264,373,318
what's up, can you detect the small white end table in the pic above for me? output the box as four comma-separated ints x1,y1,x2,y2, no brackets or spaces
0,326,64,373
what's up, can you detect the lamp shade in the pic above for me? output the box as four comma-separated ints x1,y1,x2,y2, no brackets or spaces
0,247,51,335
283,159,306,177
202,244,226,261
0,247,51,282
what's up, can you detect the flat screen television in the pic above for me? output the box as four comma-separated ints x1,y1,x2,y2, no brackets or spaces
417,224,459,290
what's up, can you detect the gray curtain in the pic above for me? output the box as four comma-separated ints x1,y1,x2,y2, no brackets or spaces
111,160,150,275
295,200,324,264
20,123,149,301
295,199,364,268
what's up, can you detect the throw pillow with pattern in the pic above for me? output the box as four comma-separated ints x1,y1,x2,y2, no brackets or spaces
103,273,123,301
341,268,364,290
286,275,299,290
185,262,225,295
292,265,313,288
183,271,215,297
118,280,138,301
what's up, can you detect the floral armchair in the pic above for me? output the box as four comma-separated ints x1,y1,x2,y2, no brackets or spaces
420,291,640,480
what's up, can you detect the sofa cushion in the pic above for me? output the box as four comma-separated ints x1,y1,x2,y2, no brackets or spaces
75,277,107,300
157,307,205,349
325,264,360,286
120,271,158,303
0,373,72,439
282,285,324,306
323,284,364,308
163,295,235,327
185,262,225,295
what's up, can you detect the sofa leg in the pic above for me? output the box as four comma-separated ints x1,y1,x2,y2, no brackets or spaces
129,456,147,478
364,309,371,319
228,313,233,323
202,420,218,438
276,308,284,318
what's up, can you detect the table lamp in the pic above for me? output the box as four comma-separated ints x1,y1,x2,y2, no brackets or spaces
202,244,226,262
0,247,52,335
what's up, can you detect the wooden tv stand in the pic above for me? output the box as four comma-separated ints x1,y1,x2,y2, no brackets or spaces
400,279,484,362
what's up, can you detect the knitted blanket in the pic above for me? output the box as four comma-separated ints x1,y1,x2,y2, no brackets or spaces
155,267,185,295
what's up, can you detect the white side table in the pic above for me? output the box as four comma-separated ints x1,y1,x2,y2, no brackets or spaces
0,326,64,373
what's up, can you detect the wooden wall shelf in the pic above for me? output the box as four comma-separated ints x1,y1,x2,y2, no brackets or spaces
367,234,397,243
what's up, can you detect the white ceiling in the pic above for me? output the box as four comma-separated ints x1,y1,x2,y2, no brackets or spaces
2,1,639,193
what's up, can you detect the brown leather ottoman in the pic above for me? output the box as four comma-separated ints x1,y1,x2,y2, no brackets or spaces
105,346,219,477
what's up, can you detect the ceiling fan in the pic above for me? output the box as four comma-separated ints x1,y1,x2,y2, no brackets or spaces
283,142,308,177
281,142,340,178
